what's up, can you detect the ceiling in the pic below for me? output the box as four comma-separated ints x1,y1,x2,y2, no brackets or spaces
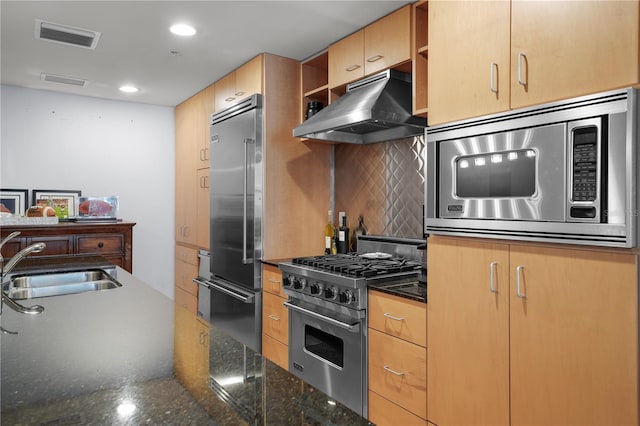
1,1,411,107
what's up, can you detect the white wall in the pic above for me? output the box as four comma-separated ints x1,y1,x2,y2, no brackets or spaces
0,85,175,299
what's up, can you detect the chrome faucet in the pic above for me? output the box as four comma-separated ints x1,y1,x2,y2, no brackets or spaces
0,238,46,326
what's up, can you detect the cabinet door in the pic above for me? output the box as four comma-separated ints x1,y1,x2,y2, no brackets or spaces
428,0,510,125
263,264,285,298
329,29,364,88
509,245,638,426
175,97,199,245
199,85,215,169
196,168,210,249
427,236,510,426
214,72,236,112
364,5,411,75
511,0,639,109
235,55,263,99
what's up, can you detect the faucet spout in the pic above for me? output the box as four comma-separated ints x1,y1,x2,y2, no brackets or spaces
2,242,46,278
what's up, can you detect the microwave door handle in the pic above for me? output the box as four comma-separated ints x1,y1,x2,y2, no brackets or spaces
283,301,360,333
242,138,254,264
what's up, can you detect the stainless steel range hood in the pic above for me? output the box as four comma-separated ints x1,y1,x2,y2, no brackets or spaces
293,70,426,144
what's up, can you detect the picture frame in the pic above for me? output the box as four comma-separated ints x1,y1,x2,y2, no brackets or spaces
31,189,82,219
0,188,28,215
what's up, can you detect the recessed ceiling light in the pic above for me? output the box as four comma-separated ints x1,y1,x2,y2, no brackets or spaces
119,85,140,93
170,24,196,37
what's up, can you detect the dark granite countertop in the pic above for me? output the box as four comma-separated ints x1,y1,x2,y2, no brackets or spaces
1,258,369,425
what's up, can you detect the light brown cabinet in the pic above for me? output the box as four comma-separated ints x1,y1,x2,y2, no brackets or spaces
328,5,412,89
427,235,638,426
262,264,288,370
214,55,263,112
174,244,199,314
368,290,427,424
428,0,639,125
173,304,210,400
411,0,428,116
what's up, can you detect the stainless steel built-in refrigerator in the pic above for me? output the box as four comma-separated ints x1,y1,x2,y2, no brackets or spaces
209,94,263,353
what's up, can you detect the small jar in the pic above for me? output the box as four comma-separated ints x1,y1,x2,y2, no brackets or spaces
305,101,323,120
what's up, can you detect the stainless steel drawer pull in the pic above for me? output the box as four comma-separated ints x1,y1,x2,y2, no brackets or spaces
490,62,498,93
367,55,384,63
383,312,405,321
383,365,405,376
268,278,280,284
268,314,280,321
516,265,526,299
225,97,235,102
517,53,527,87
489,261,498,293
345,64,361,72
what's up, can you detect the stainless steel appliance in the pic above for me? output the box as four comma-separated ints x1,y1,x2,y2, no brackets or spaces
209,94,263,352
293,70,426,144
193,249,212,323
278,236,423,416
425,87,640,247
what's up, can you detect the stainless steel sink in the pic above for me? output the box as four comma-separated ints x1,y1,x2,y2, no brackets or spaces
4,269,122,300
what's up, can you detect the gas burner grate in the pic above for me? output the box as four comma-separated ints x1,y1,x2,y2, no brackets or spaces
291,254,422,277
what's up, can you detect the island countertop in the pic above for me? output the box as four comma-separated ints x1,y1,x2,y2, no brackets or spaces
1,260,369,425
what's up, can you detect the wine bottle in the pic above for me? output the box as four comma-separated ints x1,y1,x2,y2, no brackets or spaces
337,213,350,254
331,229,338,255
324,210,334,255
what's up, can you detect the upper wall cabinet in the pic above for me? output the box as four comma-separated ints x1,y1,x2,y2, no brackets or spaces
412,0,428,116
428,0,639,125
328,5,412,89
214,55,264,112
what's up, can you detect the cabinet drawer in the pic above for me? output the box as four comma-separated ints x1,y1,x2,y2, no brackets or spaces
263,333,288,371
368,390,427,426
262,292,288,344
175,256,198,296
27,236,73,256
77,235,123,254
175,286,198,315
263,264,285,298
369,328,427,419
175,244,199,266
368,290,426,347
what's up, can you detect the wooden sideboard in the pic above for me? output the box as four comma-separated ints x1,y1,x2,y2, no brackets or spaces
0,221,135,272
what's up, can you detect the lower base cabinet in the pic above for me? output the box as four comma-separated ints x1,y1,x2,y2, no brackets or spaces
368,290,427,425
261,264,288,370
174,244,199,314
427,235,638,426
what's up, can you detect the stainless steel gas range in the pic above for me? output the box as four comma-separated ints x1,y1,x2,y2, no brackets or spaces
278,236,424,416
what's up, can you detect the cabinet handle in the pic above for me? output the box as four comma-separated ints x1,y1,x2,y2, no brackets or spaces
516,265,526,299
97,242,104,249
235,91,245,97
490,63,498,94
268,314,280,321
383,312,404,321
205,147,209,161
268,278,280,284
489,261,498,293
345,64,361,72
383,365,405,376
366,55,384,63
200,148,206,162
225,97,235,102
204,175,209,189
517,52,527,87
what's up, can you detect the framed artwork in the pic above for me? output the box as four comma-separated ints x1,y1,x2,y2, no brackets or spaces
32,190,82,219
0,189,28,215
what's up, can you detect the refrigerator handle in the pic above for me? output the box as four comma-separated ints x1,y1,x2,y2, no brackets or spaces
243,137,255,265
209,278,255,303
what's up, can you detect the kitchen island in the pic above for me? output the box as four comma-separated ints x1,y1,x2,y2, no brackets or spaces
1,259,370,425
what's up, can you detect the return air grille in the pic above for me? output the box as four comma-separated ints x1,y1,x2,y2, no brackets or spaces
35,20,101,49
40,73,88,87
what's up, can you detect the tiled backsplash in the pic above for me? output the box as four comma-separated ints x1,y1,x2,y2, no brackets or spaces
334,135,425,239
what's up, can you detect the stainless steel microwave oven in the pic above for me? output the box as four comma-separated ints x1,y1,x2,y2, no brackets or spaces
425,88,639,247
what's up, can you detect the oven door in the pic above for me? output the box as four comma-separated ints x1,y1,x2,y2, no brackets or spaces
438,122,567,221
285,299,366,416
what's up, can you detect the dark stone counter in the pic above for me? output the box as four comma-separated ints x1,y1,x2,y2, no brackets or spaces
0,259,369,425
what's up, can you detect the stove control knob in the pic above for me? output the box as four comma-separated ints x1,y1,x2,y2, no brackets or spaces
294,277,307,290
282,275,293,287
339,289,354,304
310,282,324,295
324,286,338,300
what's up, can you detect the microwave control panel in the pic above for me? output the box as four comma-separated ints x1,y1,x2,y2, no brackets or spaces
571,125,599,202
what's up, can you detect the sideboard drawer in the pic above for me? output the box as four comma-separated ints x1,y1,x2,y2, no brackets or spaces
77,235,124,254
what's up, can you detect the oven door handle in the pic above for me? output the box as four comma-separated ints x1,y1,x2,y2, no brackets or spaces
283,301,360,332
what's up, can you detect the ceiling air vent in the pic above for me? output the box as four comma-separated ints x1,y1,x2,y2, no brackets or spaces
40,73,88,87
35,19,101,49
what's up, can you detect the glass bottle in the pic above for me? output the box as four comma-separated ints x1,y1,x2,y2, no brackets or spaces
324,210,334,255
